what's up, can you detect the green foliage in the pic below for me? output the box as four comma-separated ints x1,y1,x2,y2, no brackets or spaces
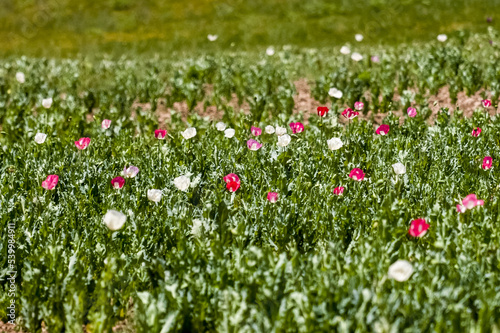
3,34,500,332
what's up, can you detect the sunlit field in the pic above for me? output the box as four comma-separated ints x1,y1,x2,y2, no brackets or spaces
3,1,500,332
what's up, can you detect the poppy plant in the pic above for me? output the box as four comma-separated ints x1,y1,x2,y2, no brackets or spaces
408,218,429,237
407,107,417,118
155,129,167,139
354,102,364,111
471,128,482,137
349,168,365,181
342,108,359,120
376,124,390,135
317,106,329,117
251,126,262,136
289,122,304,134
482,99,492,107
333,186,345,195
111,176,125,189
247,139,263,151
267,192,278,203
456,194,484,213
75,137,91,150
483,156,493,170
223,173,240,184
42,175,59,190
102,119,112,129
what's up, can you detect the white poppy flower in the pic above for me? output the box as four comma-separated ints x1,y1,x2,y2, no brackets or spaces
327,137,343,150
16,72,25,84
340,46,351,55
224,128,235,138
42,98,53,109
437,34,447,42
181,127,197,139
275,126,287,136
265,125,275,134
216,122,226,131
392,162,406,175
266,47,275,56
355,34,364,42
34,132,47,144
103,210,126,231
388,260,413,282
174,175,191,192
207,34,218,41
277,134,291,147
328,88,343,99
351,52,363,62
147,189,162,203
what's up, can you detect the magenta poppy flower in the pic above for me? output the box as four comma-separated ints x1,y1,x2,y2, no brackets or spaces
75,137,91,150
317,106,329,117
111,176,125,189
226,181,240,192
42,175,59,190
407,107,417,117
267,192,278,203
155,129,167,139
223,173,240,184
349,168,365,181
483,156,493,170
376,124,390,135
457,194,484,213
333,186,345,195
247,139,263,151
354,102,364,111
341,108,359,120
471,128,482,137
289,122,304,134
408,218,430,237
102,119,111,129
482,99,492,107
251,126,262,136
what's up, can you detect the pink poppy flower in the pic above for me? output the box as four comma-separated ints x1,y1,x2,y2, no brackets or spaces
471,128,482,137
251,126,262,136
457,194,484,213
247,139,263,151
155,129,167,139
342,108,359,120
123,166,140,178
333,186,345,195
371,55,380,63
482,156,493,170
376,124,390,135
224,173,240,184
289,122,304,134
349,168,365,181
317,106,329,117
111,176,125,189
75,137,91,150
408,218,430,237
482,99,492,107
354,102,364,111
407,107,417,117
267,192,278,203
42,175,59,190
226,181,240,192
102,119,112,129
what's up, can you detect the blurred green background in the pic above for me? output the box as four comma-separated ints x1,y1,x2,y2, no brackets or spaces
1,0,499,57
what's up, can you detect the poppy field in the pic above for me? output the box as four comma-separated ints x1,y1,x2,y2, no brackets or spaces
3,32,500,332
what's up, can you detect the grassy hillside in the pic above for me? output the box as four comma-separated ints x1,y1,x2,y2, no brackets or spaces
1,0,499,57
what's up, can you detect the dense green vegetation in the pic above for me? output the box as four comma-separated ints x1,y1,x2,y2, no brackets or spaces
2,31,500,332
1,0,500,57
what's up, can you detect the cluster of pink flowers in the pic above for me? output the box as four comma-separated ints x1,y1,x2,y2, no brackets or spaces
456,194,484,213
